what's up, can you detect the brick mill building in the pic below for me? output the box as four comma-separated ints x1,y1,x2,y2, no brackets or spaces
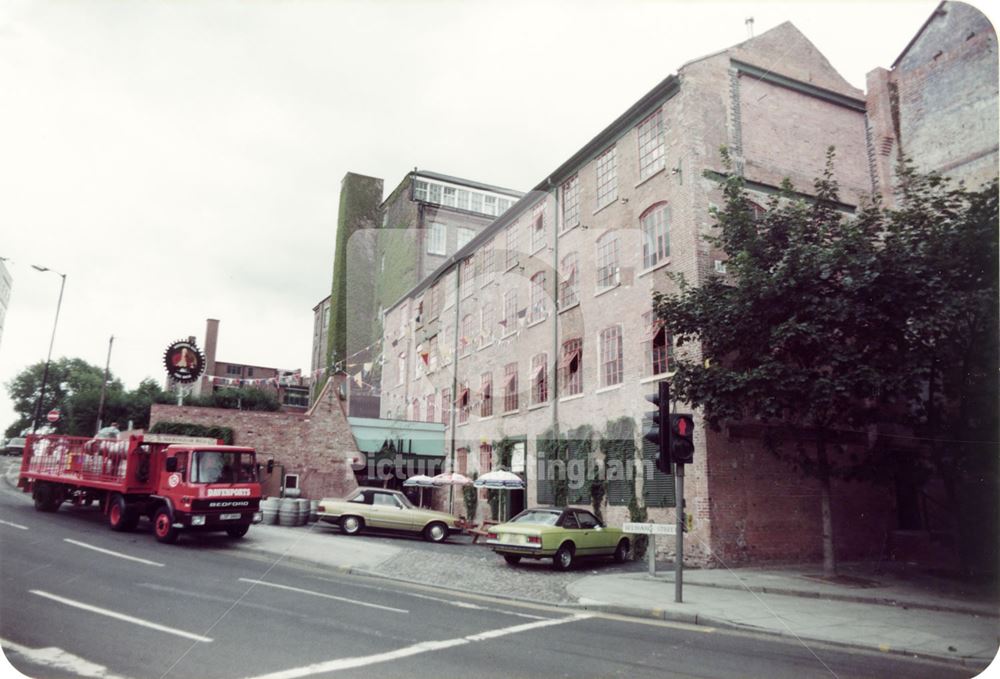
376,19,963,566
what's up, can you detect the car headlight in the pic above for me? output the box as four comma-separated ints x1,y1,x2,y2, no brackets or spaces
191,515,206,526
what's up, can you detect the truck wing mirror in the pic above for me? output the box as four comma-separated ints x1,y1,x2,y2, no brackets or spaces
165,458,178,472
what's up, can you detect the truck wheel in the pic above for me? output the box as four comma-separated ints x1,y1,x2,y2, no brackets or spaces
153,507,179,544
33,482,60,512
108,494,136,532
226,524,250,538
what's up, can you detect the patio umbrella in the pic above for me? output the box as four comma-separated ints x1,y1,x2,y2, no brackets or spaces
431,472,473,486
403,474,435,506
473,470,525,489
474,470,524,521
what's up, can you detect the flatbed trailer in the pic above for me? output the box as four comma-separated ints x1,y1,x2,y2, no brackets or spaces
18,433,263,543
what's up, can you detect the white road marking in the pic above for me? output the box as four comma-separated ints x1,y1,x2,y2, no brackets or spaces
29,591,213,643
242,613,594,679
0,519,28,530
238,578,409,613
0,637,134,679
307,575,548,620
63,539,164,567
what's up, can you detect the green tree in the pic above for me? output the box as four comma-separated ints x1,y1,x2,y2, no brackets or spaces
654,151,998,575
4,360,171,437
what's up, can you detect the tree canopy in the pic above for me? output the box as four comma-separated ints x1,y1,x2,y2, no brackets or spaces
655,149,998,573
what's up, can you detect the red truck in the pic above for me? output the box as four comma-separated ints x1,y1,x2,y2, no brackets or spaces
18,433,263,543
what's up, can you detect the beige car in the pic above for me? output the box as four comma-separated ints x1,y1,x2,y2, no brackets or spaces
317,488,461,543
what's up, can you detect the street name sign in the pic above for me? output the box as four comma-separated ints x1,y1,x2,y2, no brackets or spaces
623,522,676,536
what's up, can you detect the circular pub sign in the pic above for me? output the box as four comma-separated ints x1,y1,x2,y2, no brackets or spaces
163,339,206,383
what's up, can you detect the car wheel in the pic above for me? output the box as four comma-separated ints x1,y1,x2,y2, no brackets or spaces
153,507,179,544
503,554,522,566
226,524,250,538
423,522,447,543
613,539,630,563
340,516,363,536
553,543,575,571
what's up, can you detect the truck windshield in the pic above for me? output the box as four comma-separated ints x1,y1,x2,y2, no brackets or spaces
192,451,256,484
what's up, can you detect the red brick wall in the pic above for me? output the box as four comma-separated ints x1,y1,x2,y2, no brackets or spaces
703,428,895,565
150,376,360,501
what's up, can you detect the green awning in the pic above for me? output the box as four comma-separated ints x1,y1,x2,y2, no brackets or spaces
347,417,445,458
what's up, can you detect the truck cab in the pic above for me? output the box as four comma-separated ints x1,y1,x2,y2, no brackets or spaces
152,445,263,542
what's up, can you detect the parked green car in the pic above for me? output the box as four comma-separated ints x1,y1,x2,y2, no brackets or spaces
317,488,461,543
487,507,631,570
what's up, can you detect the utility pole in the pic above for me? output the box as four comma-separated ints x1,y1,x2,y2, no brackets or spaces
95,335,114,433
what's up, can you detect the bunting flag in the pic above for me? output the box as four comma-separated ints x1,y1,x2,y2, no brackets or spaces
363,362,373,373
354,372,364,387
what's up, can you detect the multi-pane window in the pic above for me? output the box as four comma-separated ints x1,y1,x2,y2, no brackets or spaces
412,398,421,422
641,203,670,269
426,392,436,423
479,444,493,474
470,192,484,213
504,223,518,270
498,197,513,214
413,180,429,201
427,222,446,255
529,272,547,322
397,352,407,386
503,363,519,413
429,282,441,319
443,186,457,207
457,189,470,211
599,325,624,387
596,146,618,209
457,227,475,251
428,335,438,372
502,289,517,335
481,239,495,285
561,338,583,396
457,384,470,424
461,314,476,355
530,204,546,253
441,388,450,426
413,177,510,218
596,231,620,289
561,175,580,231
642,310,673,377
481,302,495,344
484,196,498,216
637,110,665,180
444,271,456,309
480,371,493,417
560,253,579,308
531,353,548,405
461,258,474,298
428,183,442,204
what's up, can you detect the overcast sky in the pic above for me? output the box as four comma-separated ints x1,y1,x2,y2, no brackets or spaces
0,0,957,433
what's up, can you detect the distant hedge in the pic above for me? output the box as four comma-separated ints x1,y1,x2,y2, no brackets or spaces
149,421,235,445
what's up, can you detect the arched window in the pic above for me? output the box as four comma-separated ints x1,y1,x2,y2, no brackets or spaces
640,202,670,269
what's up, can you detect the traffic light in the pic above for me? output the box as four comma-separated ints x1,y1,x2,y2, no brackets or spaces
644,381,671,475
670,413,695,465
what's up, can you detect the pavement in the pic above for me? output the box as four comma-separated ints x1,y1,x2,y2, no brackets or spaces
237,518,1000,673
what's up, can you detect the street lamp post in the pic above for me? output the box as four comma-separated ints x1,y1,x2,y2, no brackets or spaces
30,265,67,434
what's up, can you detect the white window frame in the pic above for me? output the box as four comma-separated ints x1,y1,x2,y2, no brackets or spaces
427,222,446,255
599,325,624,387
596,146,618,209
637,110,665,181
641,203,670,269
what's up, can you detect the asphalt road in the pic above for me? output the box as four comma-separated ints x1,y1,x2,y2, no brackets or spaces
0,467,977,679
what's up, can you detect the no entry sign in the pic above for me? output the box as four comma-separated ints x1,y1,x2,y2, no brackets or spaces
46,409,60,423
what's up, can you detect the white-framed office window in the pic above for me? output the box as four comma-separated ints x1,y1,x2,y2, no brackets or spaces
596,145,618,209
596,231,620,290
640,202,670,269
457,227,475,251
637,110,665,180
561,175,580,231
427,222,446,255
599,325,624,387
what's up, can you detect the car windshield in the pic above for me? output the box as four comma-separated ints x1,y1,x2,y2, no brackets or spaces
396,494,415,509
191,451,256,484
509,510,561,526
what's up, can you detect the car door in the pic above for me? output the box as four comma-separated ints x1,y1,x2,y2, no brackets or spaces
574,510,611,554
370,492,406,530
560,511,589,553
